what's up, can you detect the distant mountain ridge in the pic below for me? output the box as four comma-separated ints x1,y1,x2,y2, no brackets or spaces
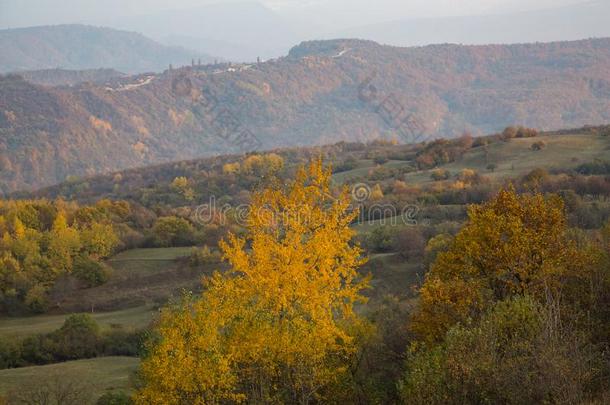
0,24,214,74
17,68,126,87
1,37,610,194
332,1,610,46
110,2,299,62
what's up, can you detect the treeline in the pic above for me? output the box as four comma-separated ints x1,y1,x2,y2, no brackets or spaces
0,198,218,314
0,200,125,313
0,313,144,369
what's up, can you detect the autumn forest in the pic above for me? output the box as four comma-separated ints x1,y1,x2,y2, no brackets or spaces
2,2,610,403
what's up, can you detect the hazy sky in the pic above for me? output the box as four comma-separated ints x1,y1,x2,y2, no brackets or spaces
1,0,603,62
0,0,591,30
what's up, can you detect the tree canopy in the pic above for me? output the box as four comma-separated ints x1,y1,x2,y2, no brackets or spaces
136,159,370,404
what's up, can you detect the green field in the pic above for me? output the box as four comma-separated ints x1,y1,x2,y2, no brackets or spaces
107,246,194,276
0,305,156,338
0,357,139,401
332,159,377,183
332,133,610,187
109,247,193,261
405,134,610,185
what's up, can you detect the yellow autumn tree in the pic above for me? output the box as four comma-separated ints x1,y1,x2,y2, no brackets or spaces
411,186,587,343
170,176,195,201
370,184,384,200
47,212,80,274
136,159,369,404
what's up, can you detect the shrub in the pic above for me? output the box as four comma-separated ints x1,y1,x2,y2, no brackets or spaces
531,141,546,151
373,155,389,165
52,314,101,360
8,374,93,405
4,318,144,369
401,297,600,405
394,228,426,260
72,255,111,287
97,391,134,405
0,337,21,368
188,245,220,267
456,168,478,183
576,160,610,175
522,168,549,188
19,334,57,365
333,157,358,173
365,227,397,253
370,184,384,200
151,216,196,247
472,137,489,147
501,126,518,140
423,233,453,268
430,169,450,181
102,326,145,357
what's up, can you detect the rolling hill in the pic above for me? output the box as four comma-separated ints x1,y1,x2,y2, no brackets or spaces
2,37,610,194
0,24,214,74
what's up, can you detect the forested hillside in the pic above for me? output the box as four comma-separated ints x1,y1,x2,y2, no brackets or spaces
2,38,610,193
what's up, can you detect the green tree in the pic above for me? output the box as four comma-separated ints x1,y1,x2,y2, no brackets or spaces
53,314,100,360
72,255,110,287
97,391,133,405
150,216,196,247
412,187,587,342
402,297,599,405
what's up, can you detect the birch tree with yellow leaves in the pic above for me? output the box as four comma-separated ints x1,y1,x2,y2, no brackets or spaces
136,159,370,404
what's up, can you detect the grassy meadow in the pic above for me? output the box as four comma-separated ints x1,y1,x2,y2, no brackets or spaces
0,357,139,400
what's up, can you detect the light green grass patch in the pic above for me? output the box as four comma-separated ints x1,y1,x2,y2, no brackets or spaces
0,356,139,401
107,246,194,276
109,247,193,261
404,133,610,185
0,305,156,338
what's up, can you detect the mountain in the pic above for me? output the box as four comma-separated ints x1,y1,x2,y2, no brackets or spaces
2,37,610,194
333,1,610,46
0,24,214,74
110,2,299,62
